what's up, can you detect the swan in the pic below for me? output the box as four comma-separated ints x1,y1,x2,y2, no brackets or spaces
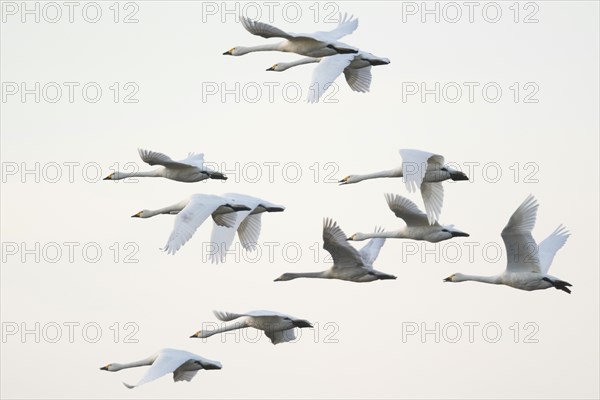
208,193,285,264
444,195,572,293
131,194,251,255
100,348,222,389
190,310,313,345
275,218,396,282
223,14,358,57
339,149,469,224
347,193,469,243
267,52,391,103
103,148,227,183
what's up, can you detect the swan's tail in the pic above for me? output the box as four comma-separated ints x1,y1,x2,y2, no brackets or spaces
208,171,227,180
326,44,358,54
543,277,573,294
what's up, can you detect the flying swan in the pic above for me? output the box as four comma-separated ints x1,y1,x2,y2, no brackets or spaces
267,52,391,103
339,149,469,224
208,193,285,264
275,218,396,282
103,148,227,183
444,195,572,293
223,14,358,57
131,194,251,255
100,348,222,389
347,194,469,243
190,310,313,345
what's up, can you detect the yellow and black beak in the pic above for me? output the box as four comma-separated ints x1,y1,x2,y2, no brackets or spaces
443,276,452,282
223,49,233,56
103,173,113,180
266,65,275,71
131,211,142,218
190,331,201,338
338,176,349,185
100,365,109,371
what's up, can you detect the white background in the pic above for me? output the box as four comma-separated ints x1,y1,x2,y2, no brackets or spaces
1,1,599,398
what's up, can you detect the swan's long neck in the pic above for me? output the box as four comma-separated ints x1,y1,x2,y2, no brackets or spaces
359,230,407,240
240,43,284,54
114,356,156,371
282,57,321,70
351,168,403,183
145,202,187,217
457,274,502,285
284,271,330,280
115,169,162,179
201,321,248,338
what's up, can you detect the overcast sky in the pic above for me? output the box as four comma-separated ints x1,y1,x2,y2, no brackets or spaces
1,1,599,399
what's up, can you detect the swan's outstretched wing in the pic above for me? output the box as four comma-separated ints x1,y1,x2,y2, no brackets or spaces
213,310,245,321
538,225,570,274
138,148,194,169
265,328,296,345
420,182,444,225
123,352,187,389
240,16,295,39
501,195,541,273
163,195,225,255
240,14,357,43
209,212,247,264
307,54,355,103
309,13,358,42
384,193,429,227
322,218,364,268
398,149,445,192
178,152,206,169
358,227,385,269
344,66,372,93
238,213,262,250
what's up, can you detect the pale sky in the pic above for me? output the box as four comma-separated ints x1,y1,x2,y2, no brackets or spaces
1,1,599,399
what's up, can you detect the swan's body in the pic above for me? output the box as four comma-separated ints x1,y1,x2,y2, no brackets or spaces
131,194,251,255
267,52,390,103
191,310,313,345
444,195,572,293
224,14,358,57
339,149,469,224
348,194,469,243
208,193,285,264
100,348,222,389
275,218,396,283
104,148,227,183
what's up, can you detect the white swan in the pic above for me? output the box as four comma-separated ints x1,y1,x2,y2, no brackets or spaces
190,310,313,345
275,218,396,282
223,14,358,57
444,195,572,293
347,194,469,243
339,149,469,224
100,348,222,389
131,194,251,255
267,52,390,103
208,193,285,264
103,148,227,183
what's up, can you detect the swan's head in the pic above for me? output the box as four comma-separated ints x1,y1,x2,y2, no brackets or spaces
293,319,313,329
274,273,295,282
223,47,247,56
100,363,122,372
346,232,367,241
103,172,115,180
266,63,291,72
443,273,467,283
338,175,360,185
131,210,150,218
